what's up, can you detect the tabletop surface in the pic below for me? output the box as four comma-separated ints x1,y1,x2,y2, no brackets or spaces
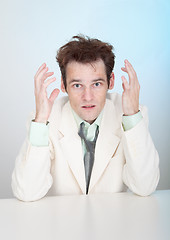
0,190,170,240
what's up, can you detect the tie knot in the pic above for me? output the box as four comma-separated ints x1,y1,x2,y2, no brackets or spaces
78,122,99,152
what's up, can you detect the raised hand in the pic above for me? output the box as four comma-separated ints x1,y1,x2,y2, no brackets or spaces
121,59,140,116
34,63,60,123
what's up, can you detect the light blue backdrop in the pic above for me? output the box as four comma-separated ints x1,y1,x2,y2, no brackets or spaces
0,0,169,198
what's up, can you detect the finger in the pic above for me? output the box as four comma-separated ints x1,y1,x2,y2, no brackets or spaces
37,66,49,80
43,72,55,82
122,81,125,91
125,60,139,88
35,67,49,87
38,72,55,85
44,77,56,88
35,63,46,79
121,67,128,73
121,76,130,90
124,60,137,86
125,59,137,77
49,89,60,103
125,59,136,75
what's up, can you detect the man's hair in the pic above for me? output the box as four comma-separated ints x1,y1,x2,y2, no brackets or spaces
56,35,115,90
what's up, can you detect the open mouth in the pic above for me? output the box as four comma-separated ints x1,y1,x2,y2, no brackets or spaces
82,105,96,109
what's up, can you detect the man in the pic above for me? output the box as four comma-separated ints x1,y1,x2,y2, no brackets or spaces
12,35,160,201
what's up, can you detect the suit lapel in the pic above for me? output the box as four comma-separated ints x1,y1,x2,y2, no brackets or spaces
52,97,121,195
88,99,121,193
57,101,86,194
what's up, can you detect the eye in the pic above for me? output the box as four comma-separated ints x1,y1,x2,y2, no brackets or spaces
94,82,101,87
73,84,81,88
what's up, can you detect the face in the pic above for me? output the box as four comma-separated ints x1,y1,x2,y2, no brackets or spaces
61,59,114,124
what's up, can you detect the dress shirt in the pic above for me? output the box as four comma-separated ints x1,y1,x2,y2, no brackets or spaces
72,109,102,154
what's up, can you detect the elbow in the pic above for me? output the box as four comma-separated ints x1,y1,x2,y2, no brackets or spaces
12,185,49,202
124,168,160,197
11,175,52,202
11,182,44,202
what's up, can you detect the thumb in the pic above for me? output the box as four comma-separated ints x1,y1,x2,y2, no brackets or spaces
49,89,60,103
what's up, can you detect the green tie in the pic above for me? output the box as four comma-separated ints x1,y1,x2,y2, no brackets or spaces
78,122,99,194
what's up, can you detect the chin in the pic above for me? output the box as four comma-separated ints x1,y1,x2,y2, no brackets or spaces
84,115,97,124
78,109,99,123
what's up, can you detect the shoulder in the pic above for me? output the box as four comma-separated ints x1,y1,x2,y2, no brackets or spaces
49,95,69,122
106,92,123,115
52,95,69,112
106,92,122,107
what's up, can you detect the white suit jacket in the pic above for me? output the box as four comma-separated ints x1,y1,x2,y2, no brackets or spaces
12,93,160,201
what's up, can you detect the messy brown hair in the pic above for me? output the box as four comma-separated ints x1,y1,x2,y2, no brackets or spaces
56,35,115,90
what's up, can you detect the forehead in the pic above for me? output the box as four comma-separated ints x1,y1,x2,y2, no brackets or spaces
66,59,107,80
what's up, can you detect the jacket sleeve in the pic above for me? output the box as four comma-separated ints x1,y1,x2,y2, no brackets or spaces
11,114,53,202
122,106,160,196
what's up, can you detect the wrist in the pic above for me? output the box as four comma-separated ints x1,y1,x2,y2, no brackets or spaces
34,117,48,124
122,111,142,131
123,110,140,116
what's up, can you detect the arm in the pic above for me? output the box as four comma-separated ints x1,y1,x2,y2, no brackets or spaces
11,117,53,201
122,106,160,196
120,60,160,196
11,63,60,201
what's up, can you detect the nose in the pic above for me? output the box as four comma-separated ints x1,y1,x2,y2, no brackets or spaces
82,87,93,102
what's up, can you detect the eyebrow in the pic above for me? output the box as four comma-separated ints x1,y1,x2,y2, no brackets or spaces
68,78,106,84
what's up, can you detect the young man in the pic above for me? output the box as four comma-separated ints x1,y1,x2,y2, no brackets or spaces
12,35,160,201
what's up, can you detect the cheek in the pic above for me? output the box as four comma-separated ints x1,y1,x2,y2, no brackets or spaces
96,90,107,103
69,93,81,107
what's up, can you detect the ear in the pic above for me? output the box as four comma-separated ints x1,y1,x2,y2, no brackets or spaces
61,77,66,93
109,72,114,90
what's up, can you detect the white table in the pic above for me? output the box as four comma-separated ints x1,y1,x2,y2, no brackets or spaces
0,190,170,240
